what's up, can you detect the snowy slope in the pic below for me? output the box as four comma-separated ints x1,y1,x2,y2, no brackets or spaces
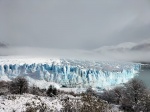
0,56,60,65
0,94,122,112
0,94,62,112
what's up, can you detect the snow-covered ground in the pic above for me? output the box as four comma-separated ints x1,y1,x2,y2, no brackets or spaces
0,94,122,112
0,94,63,112
0,56,60,65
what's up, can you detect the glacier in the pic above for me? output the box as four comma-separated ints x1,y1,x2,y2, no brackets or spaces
0,59,141,89
0,57,141,90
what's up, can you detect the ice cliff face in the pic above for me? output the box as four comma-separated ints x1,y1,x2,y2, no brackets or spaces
0,57,141,89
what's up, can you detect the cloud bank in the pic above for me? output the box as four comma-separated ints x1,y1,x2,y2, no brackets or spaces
94,39,150,62
0,1,150,62
0,0,150,50
0,39,149,62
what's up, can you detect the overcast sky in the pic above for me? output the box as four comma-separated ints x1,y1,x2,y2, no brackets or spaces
0,0,150,61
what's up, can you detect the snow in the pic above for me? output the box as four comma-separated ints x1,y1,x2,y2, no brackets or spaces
0,56,60,65
0,94,63,112
0,75,11,81
26,76,61,89
0,94,121,112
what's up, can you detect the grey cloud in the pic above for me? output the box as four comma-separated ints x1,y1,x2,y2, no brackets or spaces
131,43,150,51
0,0,150,50
0,39,150,62
0,0,150,62
95,39,150,52
94,39,150,62
94,42,136,52
0,42,7,48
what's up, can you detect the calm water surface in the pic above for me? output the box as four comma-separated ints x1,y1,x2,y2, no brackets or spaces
137,69,150,88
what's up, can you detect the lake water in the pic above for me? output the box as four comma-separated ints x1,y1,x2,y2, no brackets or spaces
136,69,150,88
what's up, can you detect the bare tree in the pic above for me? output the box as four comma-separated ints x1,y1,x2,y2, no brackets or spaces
121,78,148,111
9,76,29,94
100,86,123,104
99,78,150,112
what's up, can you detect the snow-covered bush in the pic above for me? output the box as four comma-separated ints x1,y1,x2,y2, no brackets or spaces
61,97,82,112
100,78,150,112
81,94,109,112
61,93,111,112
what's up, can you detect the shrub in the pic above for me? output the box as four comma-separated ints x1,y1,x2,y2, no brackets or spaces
61,93,110,112
46,85,58,97
86,86,96,96
100,78,150,112
26,107,37,112
61,97,82,112
29,85,46,96
0,81,10,95
81,94,108,112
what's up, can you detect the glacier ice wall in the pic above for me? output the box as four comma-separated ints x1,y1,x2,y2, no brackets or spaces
0,59,141,89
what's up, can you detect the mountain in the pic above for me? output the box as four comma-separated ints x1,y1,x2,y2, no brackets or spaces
0,42,7,48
